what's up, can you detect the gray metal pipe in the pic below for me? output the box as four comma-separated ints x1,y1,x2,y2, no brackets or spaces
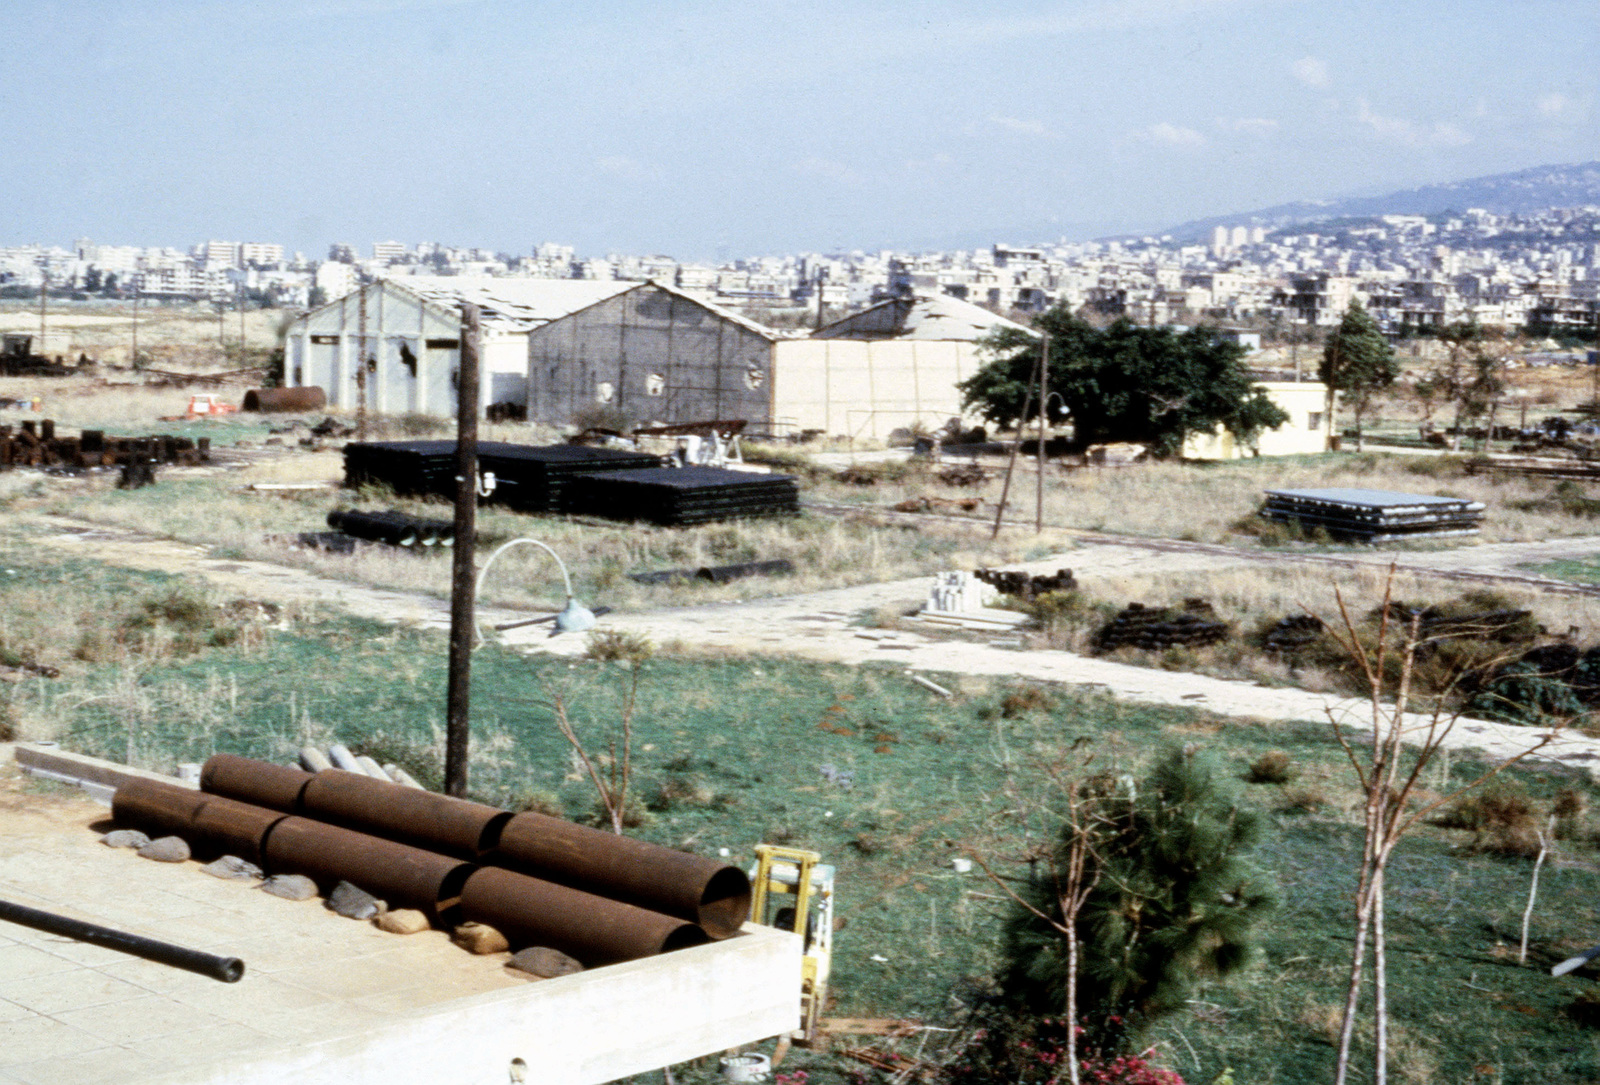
0,897,244,983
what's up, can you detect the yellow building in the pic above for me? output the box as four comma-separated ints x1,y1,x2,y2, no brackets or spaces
1182,381,1332,459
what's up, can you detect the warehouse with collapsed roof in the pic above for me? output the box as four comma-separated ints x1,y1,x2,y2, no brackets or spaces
523,285,1036,442
282,277,631,421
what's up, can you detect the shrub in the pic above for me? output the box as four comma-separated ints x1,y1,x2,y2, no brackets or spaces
513,789,566,817
999,684,1056,718
585,630,654,664
997,748,1278,1044
1436,781,1541,857
1246,750,1298,784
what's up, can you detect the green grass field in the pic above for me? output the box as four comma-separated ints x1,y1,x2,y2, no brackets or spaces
13,547,1600,1085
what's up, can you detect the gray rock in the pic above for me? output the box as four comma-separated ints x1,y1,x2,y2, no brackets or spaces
136,836,190,862
259,874,318,901
326,880,384,920
200,855,264,881
100,829,151,849
507,946,584,979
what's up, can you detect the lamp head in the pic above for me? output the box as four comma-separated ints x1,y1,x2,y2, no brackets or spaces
554,597,597,634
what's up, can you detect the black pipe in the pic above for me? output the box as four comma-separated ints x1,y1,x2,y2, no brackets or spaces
0,897,244,983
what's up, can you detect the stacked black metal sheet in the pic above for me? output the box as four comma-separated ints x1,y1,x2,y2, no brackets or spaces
564,466,800,526
1261,487,1485,542
341,441,662,510
342,440,458,496
479,444,662,512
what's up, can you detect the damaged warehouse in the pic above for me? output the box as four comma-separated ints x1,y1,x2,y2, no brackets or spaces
525,284,1033,441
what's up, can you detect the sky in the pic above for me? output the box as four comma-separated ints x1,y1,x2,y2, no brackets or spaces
2,0,1596,260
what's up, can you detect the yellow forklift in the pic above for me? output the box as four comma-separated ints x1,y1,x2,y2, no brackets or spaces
750,844,836,1044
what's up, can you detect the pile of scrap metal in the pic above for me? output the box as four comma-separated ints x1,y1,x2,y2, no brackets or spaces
1095,599,1229,652
0,419,210,471
975,567,1078,602
110,754,752,968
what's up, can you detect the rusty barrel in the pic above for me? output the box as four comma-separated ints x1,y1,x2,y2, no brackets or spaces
298,769,510,860
488,812,750,939
262,816,470,921
460,867,708,967
112,778,286,863
201,754,312,813
242,386,327,413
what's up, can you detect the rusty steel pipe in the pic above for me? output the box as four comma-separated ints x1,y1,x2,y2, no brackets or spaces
200,753,312,813
262,816,471,921
112,778,286,864
490,812,750,938
299,769,510,860
460,867,708,968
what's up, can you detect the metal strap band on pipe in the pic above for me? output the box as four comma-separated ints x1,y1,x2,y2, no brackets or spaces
0,897,243,983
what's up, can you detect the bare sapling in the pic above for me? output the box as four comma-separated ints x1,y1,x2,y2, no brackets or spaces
538,633,653,834
966,743,1113,1085
1325,569,1558,1085
1519,814,1556,966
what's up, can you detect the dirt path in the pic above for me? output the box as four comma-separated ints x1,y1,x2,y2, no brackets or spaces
25,511,1599,781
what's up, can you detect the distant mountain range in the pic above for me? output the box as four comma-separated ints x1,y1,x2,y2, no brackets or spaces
1162,161,1600,242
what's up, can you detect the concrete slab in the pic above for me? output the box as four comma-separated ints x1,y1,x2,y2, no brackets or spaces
0,753,802,1085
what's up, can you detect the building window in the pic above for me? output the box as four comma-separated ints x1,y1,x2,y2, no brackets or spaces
646,373,665,396
744,365,765,390
1307,412,1323,432
596,381,615,404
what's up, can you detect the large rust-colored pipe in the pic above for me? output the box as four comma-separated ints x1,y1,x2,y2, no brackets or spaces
201,754,312,813
112,778,286,864
197,754,751,937
490,812,751,938
262,816,470,921
460,867,708,967
299,769,510,860
242,386,327,413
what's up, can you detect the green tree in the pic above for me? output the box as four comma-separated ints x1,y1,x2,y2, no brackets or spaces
997,746,1278,1043
960,309,1288,458
1319,301,1399,452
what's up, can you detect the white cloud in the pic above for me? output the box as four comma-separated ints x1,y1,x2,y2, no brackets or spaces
1354,100,1472,148
989,115,1050,137
793,157,863,184
1292,56,1329,88
1142,122,1205,147
1216,117,1278,136
1538,92,1572,116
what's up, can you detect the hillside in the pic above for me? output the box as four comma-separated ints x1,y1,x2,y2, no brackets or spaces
1164,161,1600,242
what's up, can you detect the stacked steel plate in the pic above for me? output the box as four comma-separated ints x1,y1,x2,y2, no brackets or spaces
341,440,663,511
477,444,663,512
341,440,459,496
110,754,750,969
1260,487,1485,542
564,466,800,526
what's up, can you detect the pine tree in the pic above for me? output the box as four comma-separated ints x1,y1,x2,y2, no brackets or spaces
1319,301,1399,452
998,747,1278,1041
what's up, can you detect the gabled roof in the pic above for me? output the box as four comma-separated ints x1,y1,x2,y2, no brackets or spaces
386,276,634,330
811,292,1038,341
526,279,786,342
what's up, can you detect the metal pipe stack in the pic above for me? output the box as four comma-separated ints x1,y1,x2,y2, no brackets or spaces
110,754,751,968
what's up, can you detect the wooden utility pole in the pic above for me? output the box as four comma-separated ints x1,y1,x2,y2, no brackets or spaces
991,347,1040,540
444,303,481,799
1036,332,1048,534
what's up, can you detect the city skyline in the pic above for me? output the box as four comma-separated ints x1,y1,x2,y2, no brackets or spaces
3,0,1597,259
